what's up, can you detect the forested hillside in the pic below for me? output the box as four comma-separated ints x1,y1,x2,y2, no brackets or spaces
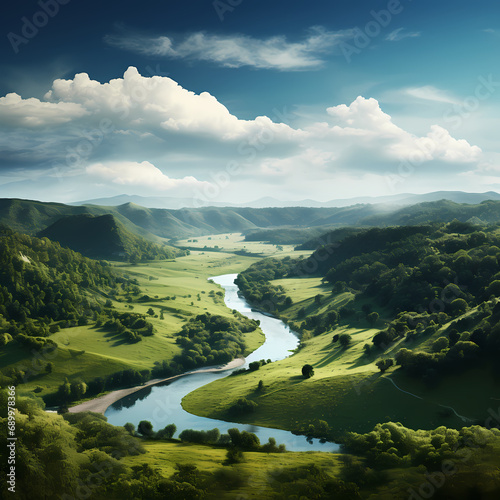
38,213,183,261
0,225,117,338
237,221,500,385
5,197,500,244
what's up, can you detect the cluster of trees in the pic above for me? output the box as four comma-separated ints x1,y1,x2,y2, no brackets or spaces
0,391,146,499
293,419,331,441
123,238,183,264
151,312,259,379
342,421,500,471
231,358,272,376
297,222,500,318
228,397,258,416
172,312,258,370
2,390,294,499
270,463,361,499
48,367,152,405
129,420,287,454
96,310,154,343
369,300,500,382
296,309,340,336
0,225,119,337
235,257,297,313
180,427,285,453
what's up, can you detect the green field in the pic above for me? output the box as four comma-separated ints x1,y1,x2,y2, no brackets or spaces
122,440,343,499
177,232,310,258
184,283,498,440
2,248,272,399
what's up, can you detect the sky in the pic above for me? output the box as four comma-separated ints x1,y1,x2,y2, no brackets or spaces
0,0,499,205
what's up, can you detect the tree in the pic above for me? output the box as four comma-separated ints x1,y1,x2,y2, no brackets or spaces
485,280,500,298
156,423,176,440
327,311,339,326
248,361,261,371
367,311,379,326
70,381,87,400
124,422,135,435
450,298,467,315
206,428,220,443
45,362,53,374
147,307,155,316
224,448,245,465
229,398,258,416
376,358,394,373
302,364,314,378
339,333,352,347
332,333,339,343
138,420,154,437
257,380,265,391
432,337,449,352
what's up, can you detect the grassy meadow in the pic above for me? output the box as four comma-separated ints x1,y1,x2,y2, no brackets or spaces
122,440,344,499
184,275,499,440
2,239,291,400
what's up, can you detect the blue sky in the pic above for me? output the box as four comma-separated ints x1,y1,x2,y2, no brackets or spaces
0,0,499,204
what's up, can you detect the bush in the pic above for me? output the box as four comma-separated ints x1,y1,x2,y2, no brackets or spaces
228,398,258,416
137,420,154,437
375,358,394,373
339,333,352,347
432,336,449,352
302,364,314,378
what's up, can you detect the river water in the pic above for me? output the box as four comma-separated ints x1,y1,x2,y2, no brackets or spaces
105,273,339,452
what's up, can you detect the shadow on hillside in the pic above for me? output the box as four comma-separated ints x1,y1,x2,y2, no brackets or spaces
315,348,347,368
103,331,129,346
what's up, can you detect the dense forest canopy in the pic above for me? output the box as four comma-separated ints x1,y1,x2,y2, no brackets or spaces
237,221,500,384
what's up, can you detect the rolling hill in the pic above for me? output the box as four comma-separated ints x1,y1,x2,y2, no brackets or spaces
4,198,500,247
38,213,182,261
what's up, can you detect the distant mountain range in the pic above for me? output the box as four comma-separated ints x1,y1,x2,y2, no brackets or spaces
74,191,500,209
3,197,500,257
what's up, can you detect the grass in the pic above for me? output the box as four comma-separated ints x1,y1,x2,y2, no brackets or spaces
176,232,310,258
4,248,269,400
184,277,499,440
121,440,343,499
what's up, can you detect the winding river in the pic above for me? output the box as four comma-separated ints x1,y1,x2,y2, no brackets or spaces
105,273,339,452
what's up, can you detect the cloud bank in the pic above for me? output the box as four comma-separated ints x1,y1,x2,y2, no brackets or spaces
0,68,487,202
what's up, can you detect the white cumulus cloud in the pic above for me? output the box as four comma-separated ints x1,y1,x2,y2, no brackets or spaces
0,92,88,127
321,96,481,164
86,161,209,191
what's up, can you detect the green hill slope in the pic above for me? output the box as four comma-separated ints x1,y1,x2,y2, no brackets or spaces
38,213,183,261
5,198,500,245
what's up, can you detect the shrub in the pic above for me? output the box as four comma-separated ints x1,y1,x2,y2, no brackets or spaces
302,364,314,378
